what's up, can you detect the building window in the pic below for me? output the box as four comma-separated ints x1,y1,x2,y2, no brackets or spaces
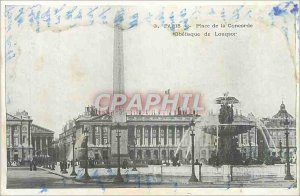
136,129,140,138
23,136,26,143
23,126,27,131
145,129,148,138
14,138,18,146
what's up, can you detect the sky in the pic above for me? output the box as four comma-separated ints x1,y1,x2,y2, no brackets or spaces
5,4,298,138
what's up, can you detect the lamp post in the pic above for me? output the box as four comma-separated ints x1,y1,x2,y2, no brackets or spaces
132,137,137,171
70,134,77,176
281,116,294,180
114,123,124,183
62,137,68,174
83,127,90,180
189,118,198,182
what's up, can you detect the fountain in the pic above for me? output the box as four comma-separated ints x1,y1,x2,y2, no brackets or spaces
174,93,278,165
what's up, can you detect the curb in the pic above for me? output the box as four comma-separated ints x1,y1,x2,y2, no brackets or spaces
38,167,75,180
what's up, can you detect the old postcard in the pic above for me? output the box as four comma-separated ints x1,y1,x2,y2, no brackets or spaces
0,0,299,195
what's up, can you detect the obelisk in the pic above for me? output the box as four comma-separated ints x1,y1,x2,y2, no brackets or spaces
111,24,129,163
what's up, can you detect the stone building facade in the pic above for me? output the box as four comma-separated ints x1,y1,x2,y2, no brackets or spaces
6,110,54,164
58,106,215,165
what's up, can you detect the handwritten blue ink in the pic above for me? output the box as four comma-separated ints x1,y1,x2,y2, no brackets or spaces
87,6,98,25
14,8,25,27
75,9,82,20
290,3,299,15
129,13,138,29
232,5,244,20
53,4,66,24
145,12,153,23
41,8,51,27
169,12,175,32
28,5,41,32
221,8,226,22
65,6,77,20
39,184,48,193
282,26,289,41
245,10,252,18
180,9,189,30
273,6,286,16
114,8,125,26
191,6,201,20
98,8,111,18
106,167,114,180
135,175,141,188
5,6,15,32
209,8,215,15
157,8,165,26
5,36,16,62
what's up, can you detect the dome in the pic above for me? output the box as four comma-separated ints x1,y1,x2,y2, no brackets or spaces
273,101,293,119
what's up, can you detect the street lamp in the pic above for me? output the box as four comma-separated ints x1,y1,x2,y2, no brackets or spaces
70,134,77,176
62,137,68,174
281,115,294,180
189,118,198,182
132,137,137,171
114,123,124,183
83,127,90,180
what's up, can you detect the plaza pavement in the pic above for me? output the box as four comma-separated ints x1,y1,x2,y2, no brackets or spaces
37,164,297,188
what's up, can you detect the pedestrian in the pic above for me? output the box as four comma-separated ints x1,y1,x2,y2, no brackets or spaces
29,161,32,171
60,161,62,171
33,161,37,171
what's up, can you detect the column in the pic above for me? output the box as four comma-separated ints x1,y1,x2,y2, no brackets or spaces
99,126,102,146
158,126,161,144
40,137,43,153
28,123,31,147
109,127,112,144
19,125,22,146
142,126,145,146
174,126,177,146
134,125,136,139
101,126,104,145
34,137,37,155
11,126,14,147
28,122,32,159
46,137,48,156
166,126,169,146
150,126,153,146
9,126,13,162
139,127,142,146
134,126,138,146
9,126,12,147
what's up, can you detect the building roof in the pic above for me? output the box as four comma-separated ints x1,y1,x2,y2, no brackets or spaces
272,101,293,119
6,112,32,121
31,124,54,134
